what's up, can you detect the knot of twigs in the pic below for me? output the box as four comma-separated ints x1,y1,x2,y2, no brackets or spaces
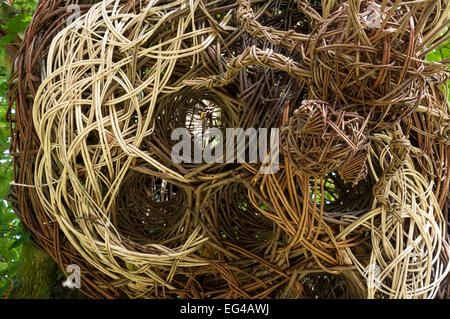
280,100,370,185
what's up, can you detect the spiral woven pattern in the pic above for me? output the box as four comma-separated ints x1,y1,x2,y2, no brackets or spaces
280,100,369,184
7,0,450,299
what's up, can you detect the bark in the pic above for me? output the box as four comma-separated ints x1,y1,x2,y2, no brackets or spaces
9,241,58,299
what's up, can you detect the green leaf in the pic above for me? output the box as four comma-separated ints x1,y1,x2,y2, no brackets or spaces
8,233,29,250
0,262,8,271
6,248,19,261
1,212,15,225
0,33,15,48
1,13,29,34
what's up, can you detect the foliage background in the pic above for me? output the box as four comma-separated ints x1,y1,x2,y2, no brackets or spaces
0,0,38,298
0,0,447,298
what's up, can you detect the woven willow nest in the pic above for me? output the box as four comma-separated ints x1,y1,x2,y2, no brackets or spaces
305,1,435,128
280,100,369,184
192,0,449,130
7,0,450,299
337,129,450,298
